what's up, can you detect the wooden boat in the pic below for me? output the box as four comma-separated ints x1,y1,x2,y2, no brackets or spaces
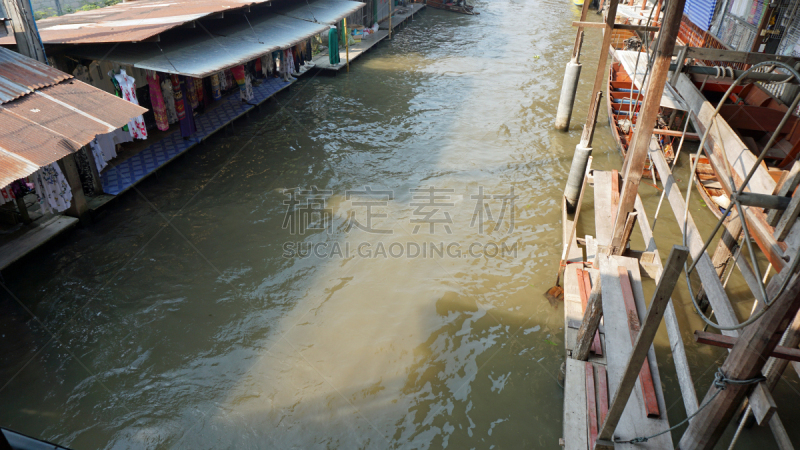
607,54,677,180
426,0,479,14
689,76,800,217
573,0,584,6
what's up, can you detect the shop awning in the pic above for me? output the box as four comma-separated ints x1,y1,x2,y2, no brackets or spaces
68,14,329,78
0,47,146,188
276,0,366,25
0,0,272,45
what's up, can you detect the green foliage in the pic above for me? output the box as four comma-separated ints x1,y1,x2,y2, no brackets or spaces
35,7,58,20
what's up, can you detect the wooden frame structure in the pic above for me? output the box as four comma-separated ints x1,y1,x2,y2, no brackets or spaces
559,0,800,448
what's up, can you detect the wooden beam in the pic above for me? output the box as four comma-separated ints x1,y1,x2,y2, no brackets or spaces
694,331,800,362
769,414,796,450
649,139,741,336
749,382,777,425
634,194,700,415
767,162,800,226
571,21,659,32
673,45,800,67
618,266,660,418
598,246,690,442
574,274,603,361
597,365,609,425
652,128,699,139
678,270,800,450
578,269,603,355
608,0,686,256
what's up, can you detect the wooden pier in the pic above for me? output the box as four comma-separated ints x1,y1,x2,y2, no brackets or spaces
311,3,426,73
557,0,800,448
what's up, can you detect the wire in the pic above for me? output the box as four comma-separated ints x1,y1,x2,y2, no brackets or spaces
615,369,765,444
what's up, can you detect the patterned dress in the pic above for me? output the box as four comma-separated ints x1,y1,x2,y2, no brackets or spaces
114,69,148,140
147,72,169,131
161,77,179,124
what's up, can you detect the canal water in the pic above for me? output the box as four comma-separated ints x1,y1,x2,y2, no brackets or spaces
1,1,798,449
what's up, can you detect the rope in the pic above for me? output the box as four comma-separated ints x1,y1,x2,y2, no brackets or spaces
614,369,765,444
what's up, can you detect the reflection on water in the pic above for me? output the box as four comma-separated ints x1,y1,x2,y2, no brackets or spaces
1,0,798,449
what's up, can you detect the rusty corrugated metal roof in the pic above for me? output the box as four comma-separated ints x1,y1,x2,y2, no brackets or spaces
0,0,272,45
0,51,146,187
0,46,72,104
0,146,40,188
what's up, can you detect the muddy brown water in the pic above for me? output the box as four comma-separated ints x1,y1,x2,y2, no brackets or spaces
1,2,798,449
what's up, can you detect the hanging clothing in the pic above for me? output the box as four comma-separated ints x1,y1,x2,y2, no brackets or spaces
285,49,296,75
72,65,92,83
193,77,205,106
170,75,187,121
254,58,262,77
75,149,98,197
31,163,72,214
160,77,179,124
217,71,228,91
241,73,254,102
210,73,222,100
114,69,148,140
88,128,131,173
177,76,197,138
225,69,235,89
305,40,313,63
0,186,15,206
231,65,246,91
328,27,340,65
146,72,169,131
185,77,199,109
109,74,129,133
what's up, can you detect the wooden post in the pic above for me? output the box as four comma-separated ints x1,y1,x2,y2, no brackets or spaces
81,146,105,195
58,155,90,224
344,18,350,73
751,2,775,53
574,274,603,361
13,195,31,224
580,0,620,150
678,270,800,450
388,0,392,40
1,0,47,62
607,0,686,256
596,245,689,444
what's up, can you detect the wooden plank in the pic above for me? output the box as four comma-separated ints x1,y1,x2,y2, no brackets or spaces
750,383,777,425
586,362,599,450
634,180,699,418
611,170,620,226
694,331,800,362
769,413,797,450
597,254,673,449
597,365,609,425
0,216,79,270
617,266,660,418
579,269,603,355
594,171,614,246
566,258,585,352
574,271,603,362
572,21,659,32
651,129,700,139
564,358,589,450
774,186,800,241
649,137,741,337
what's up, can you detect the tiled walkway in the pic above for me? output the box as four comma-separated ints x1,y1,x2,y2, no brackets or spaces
101,78,292,196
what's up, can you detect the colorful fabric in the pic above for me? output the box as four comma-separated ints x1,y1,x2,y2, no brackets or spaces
193,77,204,105
241,73,254,102
328,27,340,65
0,186,15,205
147,72,169,131
211,73,222,100
32,163,72,214
231,65,246,91
178,76,197,138
109,75,129,133
161,77,179,124
171,75,186,120
114,69,148,140
185,77,199,109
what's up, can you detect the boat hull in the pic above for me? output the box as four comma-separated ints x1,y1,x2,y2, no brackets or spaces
426,0,479,14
